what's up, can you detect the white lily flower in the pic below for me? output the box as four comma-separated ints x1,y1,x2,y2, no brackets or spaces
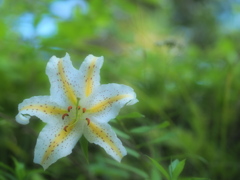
16,53,138,170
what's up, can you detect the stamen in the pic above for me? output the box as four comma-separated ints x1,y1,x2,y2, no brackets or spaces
62,113,69,120
64,126,68,132
62,98,89,131
86,118,91,125
68,106,72,112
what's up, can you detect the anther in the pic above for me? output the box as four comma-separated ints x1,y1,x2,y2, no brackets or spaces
68,106,72,112
62,113,69,120
82,108,86,113
64,126,68,132
86,118,91,125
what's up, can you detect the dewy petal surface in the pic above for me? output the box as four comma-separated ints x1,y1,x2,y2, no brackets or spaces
46,53,79,105
83,121,127,162
34,120,84,170
16,96,66,125
81,83,138,123
78,54,103,98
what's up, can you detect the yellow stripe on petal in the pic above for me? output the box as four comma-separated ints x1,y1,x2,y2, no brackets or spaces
20,105,66,115
85,57,97,97
58,59,77,104
41,124,75,164
88,122,123,158
88,94,130,113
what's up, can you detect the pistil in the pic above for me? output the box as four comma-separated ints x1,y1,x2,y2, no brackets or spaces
62,98,90,132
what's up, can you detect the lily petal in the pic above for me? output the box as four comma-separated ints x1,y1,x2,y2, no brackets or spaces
83,121,127,162
82,83,138,123
46,53,79,105
78,54,103,98
34,120,84,170
16,96,66,125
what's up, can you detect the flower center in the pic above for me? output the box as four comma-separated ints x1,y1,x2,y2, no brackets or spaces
61,98,90,132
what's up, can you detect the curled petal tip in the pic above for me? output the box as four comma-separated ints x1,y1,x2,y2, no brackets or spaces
16,113,30,125
33,159,48,170
126,98,139,106
116,152,127,163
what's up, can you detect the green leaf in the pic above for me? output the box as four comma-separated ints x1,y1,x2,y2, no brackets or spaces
0,170,15,180
157,121,171,129
12,157,26,180
126,147,140,158
182,178,211,180
0,162,14,173
138,132,174,147
151,167,162,180
130,121,170,134
80,136,89,163
106,159,149,179
173,159,185,180
117,112,145,120
130,126,152,134
169,159,186,180
112,127,131,139
147,156,170,179
169,159,179,177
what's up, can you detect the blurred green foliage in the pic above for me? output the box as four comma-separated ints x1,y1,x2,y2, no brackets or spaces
0,0,240,179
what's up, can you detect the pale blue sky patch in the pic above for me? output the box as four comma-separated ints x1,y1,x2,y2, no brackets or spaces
17,13,35,40
0,0,3,6
15,0,88,40
36,16,57,37
16,13,57,39
217,1,240,33
50,0,88,19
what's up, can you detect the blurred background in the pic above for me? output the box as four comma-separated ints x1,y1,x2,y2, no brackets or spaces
0,0,240,179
